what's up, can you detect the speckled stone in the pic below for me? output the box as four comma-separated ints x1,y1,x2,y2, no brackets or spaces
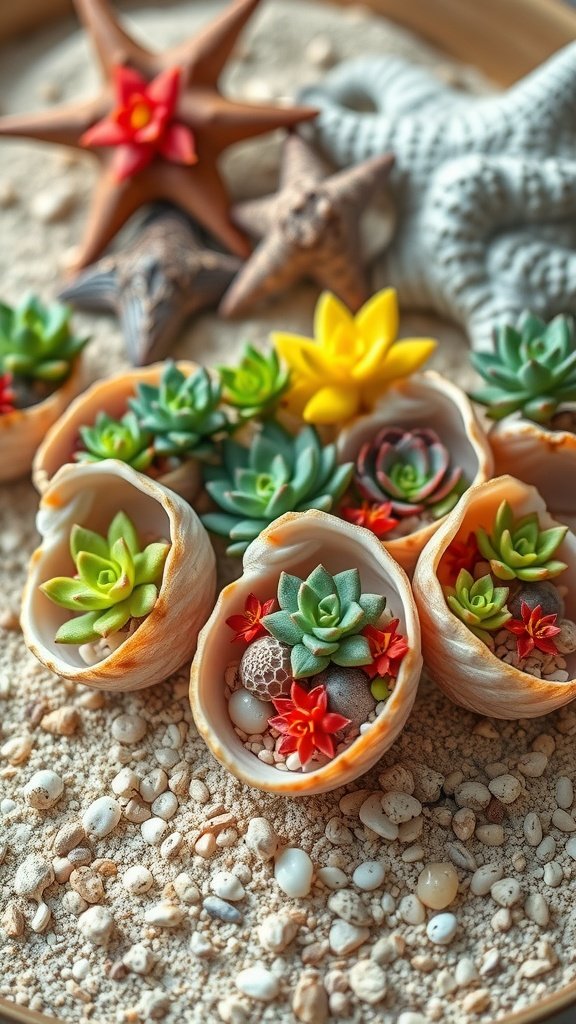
314,666,376,729
238,636,293,700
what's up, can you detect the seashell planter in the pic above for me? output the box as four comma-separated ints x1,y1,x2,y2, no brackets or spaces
0,356,83,484
32,361,202,502
337,371,493,576
191,509,422,795
413,475,576,718
21,460,216,691
489,416,576,532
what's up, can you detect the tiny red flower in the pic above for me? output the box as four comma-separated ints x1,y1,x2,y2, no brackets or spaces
362,619,409,680
443,531,481,580
0,373,15,415
341,500,399,538
81,65,197,182
506,601,561,661
268,682,351,766
226,592,276,644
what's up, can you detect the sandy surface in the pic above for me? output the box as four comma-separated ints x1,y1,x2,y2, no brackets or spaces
0,4,575,1024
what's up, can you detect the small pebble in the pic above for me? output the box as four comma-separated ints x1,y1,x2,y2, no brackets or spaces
190,933,214,958
235,964,279,1002
211,871,245,902
40,706,79,736
517,752,548,778
348,959,387,1004
536,836,556,863
555,776,574,809
525,892,550,926
416,863,458,909
203,896,243,924
245,817,278,862
258,913,298,953
524,812,543,847
475,824,504,847
82,797,121,839
543,862,564,887
111,713,147,744
123,943,155,975
381,791,422,824
292,972,329,1023
229,689,271,734
111,768,140,798
398,894,426,925
317,866,348,890
144,901,185,928
328,919,369,955
455,957,479,987
274,847,313,897
78,905,114,945
31,184,76,223
24,770,64,810
31,902,51,933
151,791,178,820
140,769,168,803
454,781,491,810
491,878,522,907
358,794,398,840
173,873,200,904
452,808,475,841
551,808,576,832
470,864,504,896
378,764,414,794
141,817,168,846
14,855,54,899
122,865,153,895
426,913,458,945
160,832,183,860
353,861,385,890
565,836,576,860
328,889,371,927
488,774,522,804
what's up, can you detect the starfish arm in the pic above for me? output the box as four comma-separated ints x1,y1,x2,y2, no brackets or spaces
231,195,279,238
163,0,262,87
310,242,372,313
220,233,307,316
178,92,317,149
322,152,394,206
0,95,108,148
118,281,186,365
162,157,252,258
58,259,119,311
279,131,330,190
73,0,158,78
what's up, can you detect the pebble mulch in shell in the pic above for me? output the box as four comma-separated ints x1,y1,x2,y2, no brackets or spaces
2,2,576,1024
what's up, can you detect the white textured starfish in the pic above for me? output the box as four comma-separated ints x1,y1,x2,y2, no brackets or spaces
300,45,576,349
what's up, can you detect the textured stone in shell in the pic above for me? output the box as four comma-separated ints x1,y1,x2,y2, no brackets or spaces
508,581,564,621
314,666,375,728
238,636,293,700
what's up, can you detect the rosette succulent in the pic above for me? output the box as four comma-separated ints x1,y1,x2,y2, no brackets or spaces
202,422,353,556
40,511,170,644
476,500,568,582
444,569,511,643
0,295,88,383
129,361,231,461
218,344,289,419
75,411,154,471
262,565,387,677
470,312,576,424
355,426,466,519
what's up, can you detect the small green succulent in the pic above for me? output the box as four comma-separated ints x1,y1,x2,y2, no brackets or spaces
444,569,511,643
129,361,231,461
40,511,170,645
218,345,289,419
470,312,576,424
0,295,88,383
476,500,568,582
201,421,353,556
75,411,154,472
262,565,387,678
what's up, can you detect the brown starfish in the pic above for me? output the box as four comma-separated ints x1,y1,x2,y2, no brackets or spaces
58,207,242,365
0,0,316,269
219,132,394,317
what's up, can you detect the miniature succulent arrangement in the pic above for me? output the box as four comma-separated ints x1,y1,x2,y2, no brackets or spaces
0,295,87,410
441,500,576,682
223,565,410,773
40,510,170,664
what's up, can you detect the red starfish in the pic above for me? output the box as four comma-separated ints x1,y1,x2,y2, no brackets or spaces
269,682,350,765
506,601,561,660
226,592,275,644
0,0,316,268
341,500,399,539
362,619,409,680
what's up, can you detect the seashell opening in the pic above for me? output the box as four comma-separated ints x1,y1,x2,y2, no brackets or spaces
22,460,216,690
489,417,576,532
337,371,493,575
32,361,201,502
190,509,422,795
413,475,576,719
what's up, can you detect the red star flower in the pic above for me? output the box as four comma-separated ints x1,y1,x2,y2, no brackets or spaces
226,592,276,644
341,500,399,539
442,531,481,580
0,373,15,415
506,601,561,661
362,619,409,680
81,65,197,181
268,682,351,766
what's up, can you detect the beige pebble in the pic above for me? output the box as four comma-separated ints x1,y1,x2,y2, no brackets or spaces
358,794,398,840
169,767,191,796
52,856,73,883
398,893,426,924
402,843,424,863
258,913,298,953
328,889,372,927
472,719,499,738
245,817,279,862
491,908,511,932
413,765,444,802
490,878,522,907
551,808,576,833
328,919,370,955
523,812,543,846
78,905,114,945
462,989,491,1014
484,761,509,779
524,892,550,926
1,735,33,765
140,769,168,803
82,796,121,838
325,816,354,844
417,863,458,909
31,184,77,223
124,797,151,824
40,706,79,736
70,866,104,904
470,864,504,896
452,807,476,841
536,836,556,862
111,768,140,799
371,933,405,965
543,861,564,887
555,776,574,809
378,764,414,794
398,815,424,843
111,713,147,744
517,752,548,778
141,817,168,846
188,779,210,803
348,959,387,1004
123,942,155,976
31,902,51,933
144,901,185,928
454,957,479,987
292,971,328,1024
519,959,554,978
475,823,505,846
122,865,153,895
381,791,422,824
488,774,522,804
2,902,25,937
446,842,477,873
76,689,105,710
317,866,348,890
479,948,501,976
454,781,491,810
338,790,371,816
531,733,556,756
195,832,217,858
160,832,183,860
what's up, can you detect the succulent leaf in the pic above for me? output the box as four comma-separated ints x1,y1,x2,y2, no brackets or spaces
475,501,568,582
218,344,289,417
76,411,154,471
0,295,88,384
444,569,512,643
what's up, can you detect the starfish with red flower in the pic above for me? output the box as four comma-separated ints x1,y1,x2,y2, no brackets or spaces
341,500,399,539
226,592,275,644
506,601,561,660
0,373,15,416
362,619,409,680
269,682,350,766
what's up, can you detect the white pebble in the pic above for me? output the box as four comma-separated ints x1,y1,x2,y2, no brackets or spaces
31,183,76,223
543,862,564,887
381,791,421,824
536,836,556,862
455,957,479,987
402,844,425,864
123,942,155,975
491,878,522,907
141,817,168,846
552,808,576,833
488,774,522,804
555,776,574,809
82,796,121,839
245,817,278,862
211,871,245,902
566,837,576,860
517,752,548,777
14,854,54,899
229,689,271,734
140,769,168,803
78,905,114,945
151,791,178,820
524,812,543,847
398,894,426,925
23,770,64,810
317,866,348,890
359,794,398,840
470,864,504,896
111,768,139,798
173,873,200,904
379,764,415,794
426,913,458,945
274,847,313,897
454,781,491,810
258,913,298,953
475,823,504,846
348,959,387,1004
353,861,385,891
525,892,550,926
235,964,279,1002
398,1014,427,1024
122,865,153,895
160,832,183,860
31,901,51,933
111,713,147,744
329,919,369,955
144,901,185,928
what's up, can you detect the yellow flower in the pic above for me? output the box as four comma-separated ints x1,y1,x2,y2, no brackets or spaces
272,289,437,425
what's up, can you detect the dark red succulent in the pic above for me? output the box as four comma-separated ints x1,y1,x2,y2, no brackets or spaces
506,601,561,660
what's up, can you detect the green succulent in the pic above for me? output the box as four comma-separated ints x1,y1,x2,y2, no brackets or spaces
75,411,154,472
262,565,387,678
218,344,289,419
201,421,353,556
129,361,231,461
40,511,170,645
444,569,511,643
0,295,88,383
476,500,568,582
470,312,576,424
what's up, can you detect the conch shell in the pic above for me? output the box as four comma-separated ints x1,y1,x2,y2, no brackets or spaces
489,417,576,532
0,357,83,484
413,475,576,719
33,361,201,502
21,460,216,691
190,509,422,795
337,371,493,575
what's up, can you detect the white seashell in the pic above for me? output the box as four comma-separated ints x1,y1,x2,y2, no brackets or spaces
337,372,493,576
190,509,422,795
32,361,202,502
21,460,216,691
0,356,83,484
489,415,576,532
413,475,576,718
